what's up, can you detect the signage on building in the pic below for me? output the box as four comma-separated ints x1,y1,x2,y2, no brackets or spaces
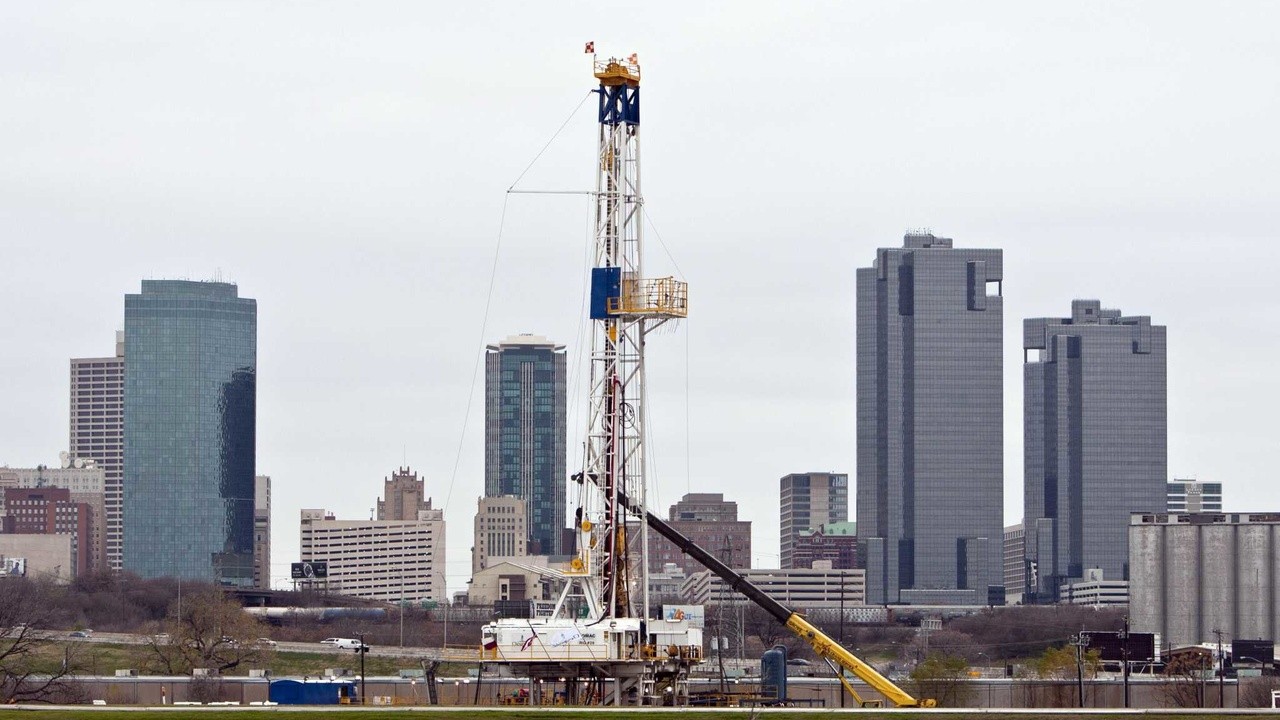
1082,631,1157,662
663,604,705,628
0,558,26,577
1233,639,1274,666
291,561,328,579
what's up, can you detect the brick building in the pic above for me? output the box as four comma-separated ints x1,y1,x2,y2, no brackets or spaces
792,521,857,570
2,486,92,577
647,493,751,575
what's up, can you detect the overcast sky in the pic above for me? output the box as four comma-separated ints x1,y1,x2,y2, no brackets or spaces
3,2,1278,594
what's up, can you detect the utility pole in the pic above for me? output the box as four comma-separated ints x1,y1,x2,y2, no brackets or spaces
356,632,369,705
1120,615,1130,708
1213,628,1225,708
839,570,846,709
716,540,732,694
1069,632,1090,708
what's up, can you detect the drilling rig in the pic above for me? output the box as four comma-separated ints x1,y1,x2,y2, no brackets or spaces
479,52,699,707
478,52,932,709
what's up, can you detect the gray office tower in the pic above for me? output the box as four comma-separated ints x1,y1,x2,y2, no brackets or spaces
1023,300,1166,602
856,233,1004,606
485,334,567,556
123,280,257,585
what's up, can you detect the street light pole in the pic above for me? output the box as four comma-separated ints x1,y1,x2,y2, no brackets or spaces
1069,633,1090,708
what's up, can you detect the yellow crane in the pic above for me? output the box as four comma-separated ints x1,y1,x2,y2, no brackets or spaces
614,486,935,707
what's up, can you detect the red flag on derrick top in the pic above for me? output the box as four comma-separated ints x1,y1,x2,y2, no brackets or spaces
584,41,594,54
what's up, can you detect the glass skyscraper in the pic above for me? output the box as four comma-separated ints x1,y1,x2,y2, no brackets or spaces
856,233,1005,606
123,280,257,585
484,334,566,556
1023,300,1166,602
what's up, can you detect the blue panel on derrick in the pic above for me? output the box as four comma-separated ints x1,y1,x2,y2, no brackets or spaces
590,267,621,319
597,85,640,126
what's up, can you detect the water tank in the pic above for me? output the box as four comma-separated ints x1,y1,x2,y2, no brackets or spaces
761,644,788,702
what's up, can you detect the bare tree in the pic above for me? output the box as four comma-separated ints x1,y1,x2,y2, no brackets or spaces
1159,651,1211,708
741,605,803,658
138,587,271,675
0,579,88,703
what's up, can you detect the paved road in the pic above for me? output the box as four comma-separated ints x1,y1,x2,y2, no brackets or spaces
54,630,475,660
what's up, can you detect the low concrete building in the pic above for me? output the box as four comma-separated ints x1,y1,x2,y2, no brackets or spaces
299,506,445,604
1166,479,1223,513
650,562,688,603
1059,569,1129,606
467,557,566,607
1130,512,1279,648
681,562,865,609
0,533,74,581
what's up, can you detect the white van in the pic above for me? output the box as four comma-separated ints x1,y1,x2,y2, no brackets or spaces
321,638,364,650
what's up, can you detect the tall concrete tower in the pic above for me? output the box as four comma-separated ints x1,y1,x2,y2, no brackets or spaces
856,232,1004,606
1023,300,1167,602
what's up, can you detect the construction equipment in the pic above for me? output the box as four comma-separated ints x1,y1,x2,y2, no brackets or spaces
613,487,935,708
478,50,699,706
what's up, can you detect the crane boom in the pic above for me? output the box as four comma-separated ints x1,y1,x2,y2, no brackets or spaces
610,485,935,708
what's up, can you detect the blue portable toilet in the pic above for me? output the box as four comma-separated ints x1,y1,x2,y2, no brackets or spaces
269,678,358,705
761,644,788,702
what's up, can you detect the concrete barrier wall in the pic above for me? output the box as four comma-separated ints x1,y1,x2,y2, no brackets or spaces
48,675,1253,709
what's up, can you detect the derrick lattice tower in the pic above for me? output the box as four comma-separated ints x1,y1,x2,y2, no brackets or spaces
574,54,688,621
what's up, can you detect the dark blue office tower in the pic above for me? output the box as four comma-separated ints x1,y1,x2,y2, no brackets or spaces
123,280,256,585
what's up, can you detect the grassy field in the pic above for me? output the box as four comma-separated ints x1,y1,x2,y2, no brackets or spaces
40,642,473,678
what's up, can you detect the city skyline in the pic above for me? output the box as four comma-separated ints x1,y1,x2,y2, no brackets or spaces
3,3,1279,595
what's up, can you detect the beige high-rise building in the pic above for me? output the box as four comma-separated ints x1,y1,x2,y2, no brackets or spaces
254,475,271,589
472,495,527,575
377,466,432,521
69,332,124,571
299,467,446,603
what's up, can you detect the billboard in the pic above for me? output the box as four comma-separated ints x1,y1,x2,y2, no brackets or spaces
0,558,26,577
1233,639,1274,665
1082,631,1157,662
291,561,328,580
663,605,705,628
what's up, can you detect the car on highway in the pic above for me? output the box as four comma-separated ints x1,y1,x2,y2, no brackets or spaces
321,637,365,650
256,638,278,647
68,630,92,638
